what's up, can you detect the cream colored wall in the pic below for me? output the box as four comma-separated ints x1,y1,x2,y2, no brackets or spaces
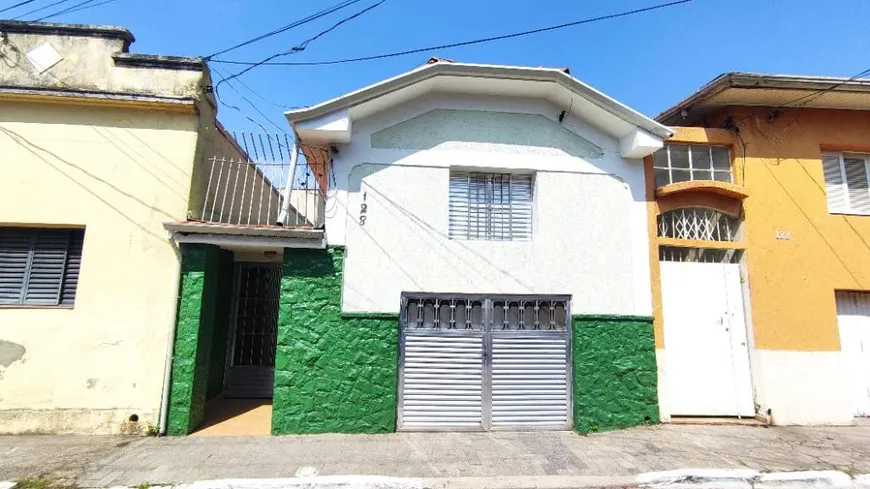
0,100,199,434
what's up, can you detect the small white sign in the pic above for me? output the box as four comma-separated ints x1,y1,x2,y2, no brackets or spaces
775,230,791,240
27,42,63,74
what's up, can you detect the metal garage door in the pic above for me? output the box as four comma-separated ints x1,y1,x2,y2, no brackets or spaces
398,294,571,431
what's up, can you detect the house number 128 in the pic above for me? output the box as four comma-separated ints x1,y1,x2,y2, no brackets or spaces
359,191,367,226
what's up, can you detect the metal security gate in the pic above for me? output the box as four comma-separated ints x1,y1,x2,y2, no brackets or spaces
398,294,571,431
223,263,280,398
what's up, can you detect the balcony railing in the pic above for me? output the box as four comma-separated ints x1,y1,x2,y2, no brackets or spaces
194,132,325,228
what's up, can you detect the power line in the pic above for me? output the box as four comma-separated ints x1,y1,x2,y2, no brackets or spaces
210,65,294,137
214,0,387,94
210,0,692,67
0,0,38,14
52,0,117,17
205,0,365,59
13,0,76,20
36,0,95,20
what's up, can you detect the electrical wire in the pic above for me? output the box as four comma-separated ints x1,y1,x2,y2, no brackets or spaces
0,0,38,14
12,0,75,19
36,0,94,20
205,0,365,59
48,0,117,17
210,0,692,67
210,65,294,138
214,0,387,94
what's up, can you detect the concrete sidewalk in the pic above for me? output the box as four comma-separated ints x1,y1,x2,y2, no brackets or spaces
2,425,870,486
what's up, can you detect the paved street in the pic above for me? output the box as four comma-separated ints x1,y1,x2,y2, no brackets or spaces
2,425,870,487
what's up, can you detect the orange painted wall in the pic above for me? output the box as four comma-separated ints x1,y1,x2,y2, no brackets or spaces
673,108,870,351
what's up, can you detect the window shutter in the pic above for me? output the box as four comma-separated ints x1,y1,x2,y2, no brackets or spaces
449,171,532,241
61,230,84,306
822,153,848,213
0,230,32,304
843,157,870,214
23,230,69,305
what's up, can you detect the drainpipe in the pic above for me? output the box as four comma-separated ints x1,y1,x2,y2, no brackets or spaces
158,235,183,436
277,139,299,226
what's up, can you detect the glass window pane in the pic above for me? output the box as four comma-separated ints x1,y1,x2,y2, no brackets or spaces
713,171,732,182
712,146,732,171
654,168,671,187
692,168,713,181
652,148,669,168
669,145,690,169
691,145,712,171
671,169,691,183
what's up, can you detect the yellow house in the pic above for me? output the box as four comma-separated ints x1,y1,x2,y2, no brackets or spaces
648,72,870,425
0,19,245,434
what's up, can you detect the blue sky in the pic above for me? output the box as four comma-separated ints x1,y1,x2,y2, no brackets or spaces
8,0,870,132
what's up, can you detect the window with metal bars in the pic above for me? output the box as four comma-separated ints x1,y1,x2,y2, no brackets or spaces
448,171,533,241
652,144,732,187
657,207,740,242
821,152,870,215
0,227,84,306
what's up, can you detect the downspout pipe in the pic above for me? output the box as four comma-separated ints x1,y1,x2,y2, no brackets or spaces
158,235,183,436
277,138,299,226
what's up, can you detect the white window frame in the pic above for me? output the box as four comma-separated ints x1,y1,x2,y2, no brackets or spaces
448,170,534,241
652,144,733,187
823,152,870,216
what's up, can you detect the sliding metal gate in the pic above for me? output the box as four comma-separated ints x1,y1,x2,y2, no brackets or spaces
398,294,571,431
223,263,280,398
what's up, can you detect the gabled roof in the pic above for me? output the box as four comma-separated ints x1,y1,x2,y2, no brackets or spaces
285,61,674,149
657,72,870,126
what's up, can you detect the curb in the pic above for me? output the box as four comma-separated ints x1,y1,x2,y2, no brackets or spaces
636,470,863,489
69,471,870,489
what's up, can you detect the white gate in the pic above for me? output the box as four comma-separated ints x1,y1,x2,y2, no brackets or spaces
836,291,870,417
398,295,571,431
660,257,754,416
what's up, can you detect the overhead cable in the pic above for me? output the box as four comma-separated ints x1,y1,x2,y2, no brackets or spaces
210,0,692,67
205,0,365,59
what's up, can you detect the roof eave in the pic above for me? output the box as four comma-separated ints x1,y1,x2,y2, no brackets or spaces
285,62,673,139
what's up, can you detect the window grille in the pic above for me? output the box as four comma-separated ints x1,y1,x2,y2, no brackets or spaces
448,171,533,241
402,295,567,331
653,144,732,187
822,152,870,215
658,207,740,242
659,246,742,264
0,227,84,306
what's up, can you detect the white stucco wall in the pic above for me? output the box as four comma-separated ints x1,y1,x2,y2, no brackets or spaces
0,101,200,434
326,94,653,316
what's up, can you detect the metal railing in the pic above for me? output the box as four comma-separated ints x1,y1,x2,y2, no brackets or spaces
196,132,325,228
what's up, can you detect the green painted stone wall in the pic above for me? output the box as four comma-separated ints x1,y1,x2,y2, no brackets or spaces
572,314,659,433
166,244,231,435
272,246,398,435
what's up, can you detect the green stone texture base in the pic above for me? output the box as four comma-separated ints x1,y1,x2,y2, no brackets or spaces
166,244,234,435
572,314,659,433
272,246,398,435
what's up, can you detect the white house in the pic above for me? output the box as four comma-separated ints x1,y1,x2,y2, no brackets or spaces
273,60,674,433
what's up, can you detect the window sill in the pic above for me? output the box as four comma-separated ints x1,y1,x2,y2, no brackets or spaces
0,305,75,310
830,211,870,217
656,180,750,200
